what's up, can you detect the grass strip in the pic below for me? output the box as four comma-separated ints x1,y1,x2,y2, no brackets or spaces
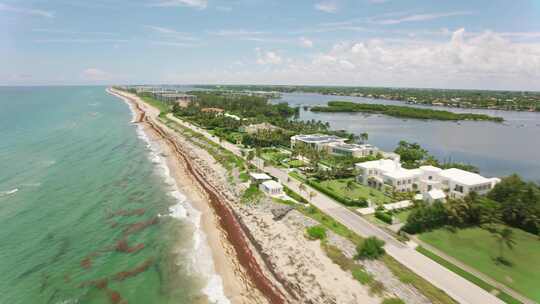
416,246,522,304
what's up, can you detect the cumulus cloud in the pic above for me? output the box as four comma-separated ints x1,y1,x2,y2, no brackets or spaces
255,48,282,65
151,0,207,9
299,37,314,48
176,29,540,90
297,29,538,88
315,2,338,13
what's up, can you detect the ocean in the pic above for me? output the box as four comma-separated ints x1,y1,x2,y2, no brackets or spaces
0,86,226,304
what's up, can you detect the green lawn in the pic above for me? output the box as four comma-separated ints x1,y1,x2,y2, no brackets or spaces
419,227,540,302
140,95,170,114
394,209,412,224
260,149,288,166
286,159,305,168
318,178,392,205
416,246,522,304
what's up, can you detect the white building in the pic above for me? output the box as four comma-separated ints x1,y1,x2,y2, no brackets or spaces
355,160,500,202
290,134,347,151
259,180,284,197
249,172,272,185
327,142,379,158
356,159,420,193
438,168,500,199
291,134,381,158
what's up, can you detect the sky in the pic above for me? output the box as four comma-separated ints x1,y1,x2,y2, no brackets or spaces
1,0,540,90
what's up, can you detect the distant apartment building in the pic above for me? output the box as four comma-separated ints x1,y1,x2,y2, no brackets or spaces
355,159,500,202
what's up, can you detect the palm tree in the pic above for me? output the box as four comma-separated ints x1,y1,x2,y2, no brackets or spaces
492,227,516,264
360,132,369,144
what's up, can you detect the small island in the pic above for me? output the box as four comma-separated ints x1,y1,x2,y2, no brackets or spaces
310,101,504,122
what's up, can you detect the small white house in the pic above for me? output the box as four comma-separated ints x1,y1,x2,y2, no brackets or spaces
249,172,272,185
259,180,284,197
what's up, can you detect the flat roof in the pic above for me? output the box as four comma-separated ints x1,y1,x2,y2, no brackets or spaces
249,172,272,180
419,165,443,172
439,168,491,186
261,180,283,189
426,189,446,199
384,168,421,179
330,143,377,150
293,134,346,144
356,159,395,169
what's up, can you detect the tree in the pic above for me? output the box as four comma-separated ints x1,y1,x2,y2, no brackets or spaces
360,132,369,143
491,227,516,265
394,141,428,168
355,237,386,260
488,174,540,234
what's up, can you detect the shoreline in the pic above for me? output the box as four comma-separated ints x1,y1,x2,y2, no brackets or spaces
106,88,275,303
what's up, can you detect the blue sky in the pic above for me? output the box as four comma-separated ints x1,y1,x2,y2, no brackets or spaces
1,0,540,90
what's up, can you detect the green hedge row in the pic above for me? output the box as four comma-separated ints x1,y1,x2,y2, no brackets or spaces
375,211,393,224
308,179,367,207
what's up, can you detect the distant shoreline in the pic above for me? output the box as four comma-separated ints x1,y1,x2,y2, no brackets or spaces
310,101,505,122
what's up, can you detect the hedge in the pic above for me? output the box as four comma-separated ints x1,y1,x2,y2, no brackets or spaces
375,211,393,224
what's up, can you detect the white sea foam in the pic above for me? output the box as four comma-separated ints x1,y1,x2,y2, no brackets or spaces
0,188,18,197
133,119,230,304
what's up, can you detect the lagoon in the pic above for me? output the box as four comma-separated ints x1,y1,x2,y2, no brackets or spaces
276,92,540,181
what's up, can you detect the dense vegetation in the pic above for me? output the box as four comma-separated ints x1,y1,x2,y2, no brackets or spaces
311,101,504,122
402,175,540,235
197,84,540,112
172,91,340,149
394,141,479,172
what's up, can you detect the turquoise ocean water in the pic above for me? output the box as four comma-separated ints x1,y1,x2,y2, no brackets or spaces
0,86,222,304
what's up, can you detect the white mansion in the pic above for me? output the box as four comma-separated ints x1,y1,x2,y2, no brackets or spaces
355,158,500,202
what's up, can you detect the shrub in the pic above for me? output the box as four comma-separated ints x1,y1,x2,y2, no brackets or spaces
356,237,386,260
401,202,449,234
352,268,373,284
306,225,327,240
375,211,393,224
241,185,263,204
283,185,309,204
382,298,405,304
